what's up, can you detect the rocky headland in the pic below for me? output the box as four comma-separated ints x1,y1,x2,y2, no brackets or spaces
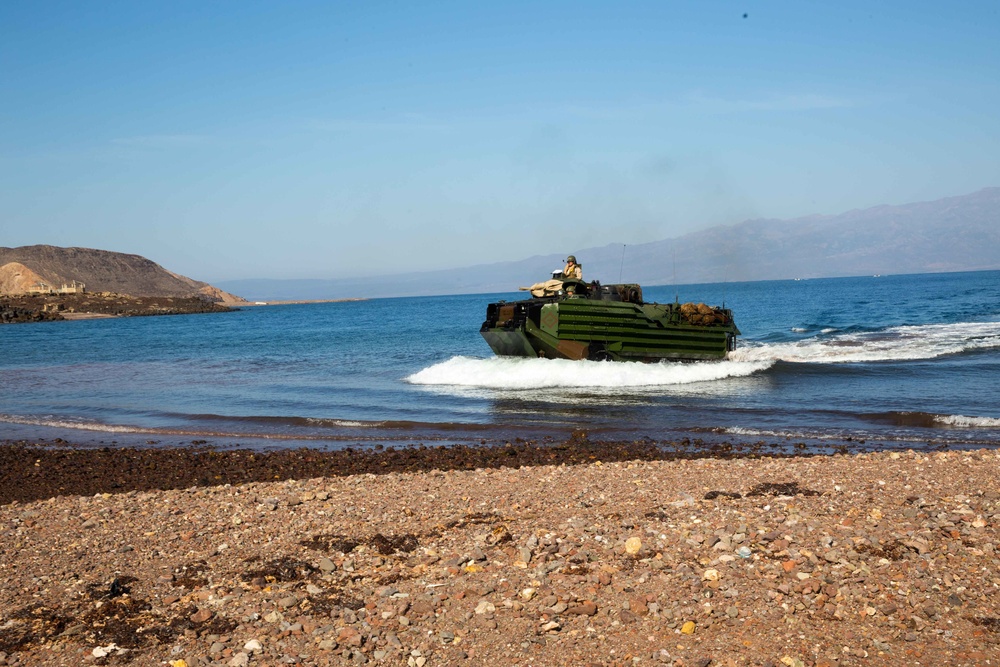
0,293,233,323
0,245,245,323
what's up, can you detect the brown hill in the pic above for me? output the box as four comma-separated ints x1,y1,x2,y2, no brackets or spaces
0,262,48,295
0,245,246,304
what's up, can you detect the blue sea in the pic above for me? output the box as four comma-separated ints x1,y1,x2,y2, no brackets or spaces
2,271,999,452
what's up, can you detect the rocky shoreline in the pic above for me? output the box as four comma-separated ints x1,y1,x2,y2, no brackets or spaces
2,440,999,666
0,304,65,324
0,293,233,324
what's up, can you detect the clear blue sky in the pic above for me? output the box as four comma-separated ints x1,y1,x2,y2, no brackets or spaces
2,1,998,281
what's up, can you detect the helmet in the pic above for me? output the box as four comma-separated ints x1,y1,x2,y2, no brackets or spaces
566,255,577,263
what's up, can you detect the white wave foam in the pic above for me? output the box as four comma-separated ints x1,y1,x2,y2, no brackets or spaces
305,419,382,428
406,356,773,390
719,426,840,440
719,426,787,437
718,426,930,444
934,414,1000,428
0,413,145,433
730,321,1000,364
0,413,386,440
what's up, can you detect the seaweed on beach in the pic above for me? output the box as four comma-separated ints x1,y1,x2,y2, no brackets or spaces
371,532,420,555
969,617,1000,633
172,560,210,589
703,490,743,500
86,576,138,599
241,557,317,583
300,533,362,554
855,540,909,561
0,440,824,506
745,482,822,497
0,576,220,660
0,603,70,654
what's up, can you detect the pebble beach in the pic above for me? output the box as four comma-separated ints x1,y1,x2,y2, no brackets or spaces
2,441,1000,666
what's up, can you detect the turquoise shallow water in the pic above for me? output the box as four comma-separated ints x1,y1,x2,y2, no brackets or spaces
2,271,999,451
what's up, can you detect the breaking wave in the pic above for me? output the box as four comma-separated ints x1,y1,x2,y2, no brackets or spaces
731,321,1000,364
408,320,1000,391
406,355,773,390
0,412,390,435
0,412,480,443
863,411,1000,429
0,414,149,434
934,414,1000,428
713,425,945,446
715,425,875,441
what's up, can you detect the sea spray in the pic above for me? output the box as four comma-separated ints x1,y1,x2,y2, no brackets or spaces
730,321,1000,364
406,355,772,390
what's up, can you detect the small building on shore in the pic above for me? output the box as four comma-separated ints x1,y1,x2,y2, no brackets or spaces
57,280,86,294
27,280,86,295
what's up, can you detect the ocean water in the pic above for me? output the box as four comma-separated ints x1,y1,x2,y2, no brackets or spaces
2,270,999,452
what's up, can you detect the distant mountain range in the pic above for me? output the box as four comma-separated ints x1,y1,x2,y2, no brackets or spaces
6,188,997,304
0,245,245,303
218,187,1000,300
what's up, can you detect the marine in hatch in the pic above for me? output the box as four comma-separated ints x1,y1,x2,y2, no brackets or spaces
519,255,584,297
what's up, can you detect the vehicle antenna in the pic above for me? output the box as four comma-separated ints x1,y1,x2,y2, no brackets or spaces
673,248,679,304
722,266,728,308
618,244,626,283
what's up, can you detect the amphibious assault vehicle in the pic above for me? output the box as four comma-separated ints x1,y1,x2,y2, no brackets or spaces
480,279,739,362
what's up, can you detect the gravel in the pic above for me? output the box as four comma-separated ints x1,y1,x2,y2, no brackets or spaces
2,442,1000,666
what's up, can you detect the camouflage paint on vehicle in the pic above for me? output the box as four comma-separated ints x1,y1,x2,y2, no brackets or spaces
480,281,739,362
